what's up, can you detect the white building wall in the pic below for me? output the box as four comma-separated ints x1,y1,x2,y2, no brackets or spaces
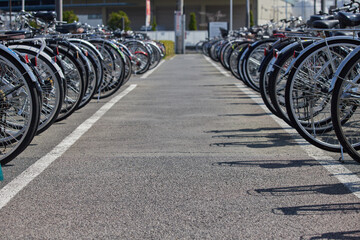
140,30,208,46
78,15,103,27
257,0,294,25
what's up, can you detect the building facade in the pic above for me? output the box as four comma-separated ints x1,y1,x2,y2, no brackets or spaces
0,0,293,30
63,0,293,30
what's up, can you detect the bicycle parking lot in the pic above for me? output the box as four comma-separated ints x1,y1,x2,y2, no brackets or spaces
0,55,359,239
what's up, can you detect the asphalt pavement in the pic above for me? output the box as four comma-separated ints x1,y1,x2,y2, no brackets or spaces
0,54,359,239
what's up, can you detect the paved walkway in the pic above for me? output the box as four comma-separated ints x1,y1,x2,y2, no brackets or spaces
0,55,359,239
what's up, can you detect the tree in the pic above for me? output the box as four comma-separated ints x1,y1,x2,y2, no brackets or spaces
151,16,157,31
63,10,79,23
107,10,131,31
188,12,197,30
250,10,254,27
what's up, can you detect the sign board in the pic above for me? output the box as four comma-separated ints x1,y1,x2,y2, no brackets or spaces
175,11,182,36
208,22,228,39
146,0,151,27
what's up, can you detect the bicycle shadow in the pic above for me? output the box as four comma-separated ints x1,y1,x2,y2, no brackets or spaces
300,230,360,240
206,127,286,134
201,84,236,87
247,183,353,196
218,113,271,117
214,159,318,169
272,202,360,215
207,126,299,148
210,132,298,148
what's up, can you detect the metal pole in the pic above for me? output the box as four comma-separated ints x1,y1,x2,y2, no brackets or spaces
321,0,325,13
246,0,250,28
55,0,63,21
22,0,24,11
314,0,316,14
176,0,184,54
302,0,305,18
230,0,233,31
9,0,12,29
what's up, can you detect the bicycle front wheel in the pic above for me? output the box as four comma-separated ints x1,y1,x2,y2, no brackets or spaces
331,49,360,162
0,48,41,165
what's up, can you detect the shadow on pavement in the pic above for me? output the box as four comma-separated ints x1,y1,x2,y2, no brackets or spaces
227,102,260,105
272,202,360,215
247,183,352,196
218,113,271,117
201,84,236,87
210,132,297,148
213,159,318,169
206,127,285,133
300,230,360,240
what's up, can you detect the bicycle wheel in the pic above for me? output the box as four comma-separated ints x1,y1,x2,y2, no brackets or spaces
229,41,251,80
259,45,282,118
241,39,276,91
124,40,151,74
69,39,104,91
90,40,126,98
331,48,360,162
285,38,360,152
268,41,313,124
0,46,41,165
54,44,85,121
8,45,64,134
147,42,162,70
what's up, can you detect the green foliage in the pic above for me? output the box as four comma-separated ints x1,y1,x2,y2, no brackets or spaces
250,10,254,27
151,16,157,31
28,20,39,29
107,10,131,31
188,12,197,30
159,40,174,58
63,10,79,23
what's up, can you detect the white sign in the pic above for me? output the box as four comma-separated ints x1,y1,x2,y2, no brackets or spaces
175,11,182,36
146,0,151,27
208,22,228,39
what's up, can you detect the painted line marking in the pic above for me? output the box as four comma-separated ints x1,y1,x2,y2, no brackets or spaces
140,60,165,79
0,84,137,210
235,82,360,199
203,55,231,77
169,55,176,61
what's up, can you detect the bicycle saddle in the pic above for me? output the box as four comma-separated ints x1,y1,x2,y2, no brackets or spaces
307,14,335,27
34,11,57,22
337,12,360,27
56,22,81,33
312,19,339,29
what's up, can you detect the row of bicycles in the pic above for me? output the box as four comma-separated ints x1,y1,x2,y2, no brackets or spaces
0,11,165,166
201,0,360,163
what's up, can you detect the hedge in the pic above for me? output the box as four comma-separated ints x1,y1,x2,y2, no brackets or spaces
159,40,175,58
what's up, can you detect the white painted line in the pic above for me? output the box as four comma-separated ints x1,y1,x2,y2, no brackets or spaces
0,84,137,210
169,55,176,61
235,82,360,199
140,60,165,79
203,55,231,77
